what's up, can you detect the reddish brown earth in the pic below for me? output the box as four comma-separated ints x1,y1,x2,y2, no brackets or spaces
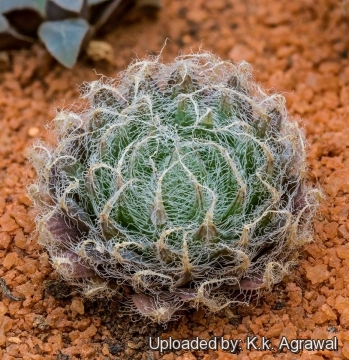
1,0,349,359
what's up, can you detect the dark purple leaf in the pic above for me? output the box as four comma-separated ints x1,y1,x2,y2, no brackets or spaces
3,9,43,37
175,288,197,301
239,274,264,290
131,293,177,321
91,0,135,33
58,250,96,278
0,14,35,50
46,212,81,243
131,294,157,317
46,0,88,20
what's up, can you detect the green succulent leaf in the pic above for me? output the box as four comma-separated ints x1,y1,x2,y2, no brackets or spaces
38,18,90,68
35,0,46,15
0,0,40,13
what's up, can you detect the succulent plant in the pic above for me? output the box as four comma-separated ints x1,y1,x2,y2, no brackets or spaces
29,52,319,322
0,0,160,68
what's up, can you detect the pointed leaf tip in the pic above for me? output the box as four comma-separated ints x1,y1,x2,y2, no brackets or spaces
38,18,90,68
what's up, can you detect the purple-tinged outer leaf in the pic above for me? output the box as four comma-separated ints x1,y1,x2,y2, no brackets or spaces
239,274,264,290
58,250,97,278
38,18,90,68
131,293,176,321
131,294,156,317
46,212,81,243
175,288,197,301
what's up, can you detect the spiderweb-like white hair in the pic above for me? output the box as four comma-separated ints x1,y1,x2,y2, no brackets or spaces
29,51,320,322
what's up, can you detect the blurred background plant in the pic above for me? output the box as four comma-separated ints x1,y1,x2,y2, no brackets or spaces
341,0,349,12
0,0,161,68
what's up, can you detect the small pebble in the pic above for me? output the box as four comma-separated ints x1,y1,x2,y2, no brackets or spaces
28,127,40,137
